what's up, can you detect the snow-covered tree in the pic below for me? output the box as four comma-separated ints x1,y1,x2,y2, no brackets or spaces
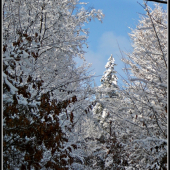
85,55,129,170
114,4,167,169
93,54,118,132
3,0,104,169
89,4,167,170
101,55,118,89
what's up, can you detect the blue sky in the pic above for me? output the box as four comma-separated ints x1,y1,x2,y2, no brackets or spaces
76,0,167,87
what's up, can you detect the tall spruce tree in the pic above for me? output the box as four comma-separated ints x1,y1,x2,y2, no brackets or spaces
93,54,118,131
90,55,128,170
100,54,118,98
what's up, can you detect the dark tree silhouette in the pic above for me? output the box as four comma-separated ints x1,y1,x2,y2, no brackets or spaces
145,0,167,4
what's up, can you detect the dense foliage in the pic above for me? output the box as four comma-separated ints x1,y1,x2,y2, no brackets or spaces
3,0,167,169
115,4,167,169
3,0,103,169
91,3,167,170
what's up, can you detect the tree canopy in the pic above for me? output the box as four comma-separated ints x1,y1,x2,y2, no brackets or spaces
3,0,167,169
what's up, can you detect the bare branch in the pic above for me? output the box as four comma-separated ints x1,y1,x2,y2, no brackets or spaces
144,0,167,4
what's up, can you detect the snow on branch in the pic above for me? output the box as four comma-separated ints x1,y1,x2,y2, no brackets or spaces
134,137,167,143
3,72,18,94
130,78,167,88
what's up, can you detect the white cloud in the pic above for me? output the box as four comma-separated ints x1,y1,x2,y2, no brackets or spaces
99,31,132,55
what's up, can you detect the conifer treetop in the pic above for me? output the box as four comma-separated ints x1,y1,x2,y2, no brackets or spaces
100,54,117,89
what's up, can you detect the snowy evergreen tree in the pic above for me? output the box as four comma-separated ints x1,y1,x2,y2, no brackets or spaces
91,4,167,169
87,55,128,170
93,54,118,132
100,54,118,98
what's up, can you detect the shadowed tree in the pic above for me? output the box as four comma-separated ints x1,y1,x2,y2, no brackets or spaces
145,0,167,4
